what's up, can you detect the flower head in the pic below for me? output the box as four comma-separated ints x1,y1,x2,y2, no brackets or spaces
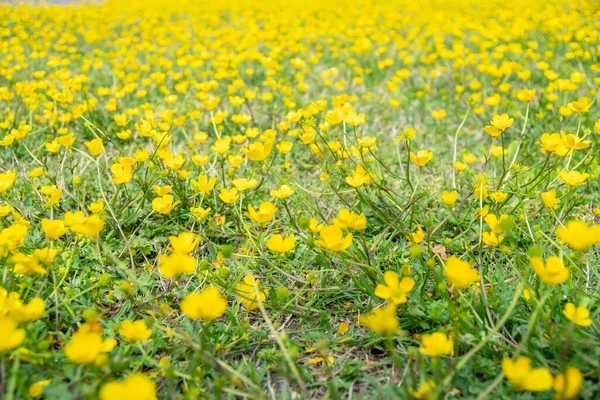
151,194,180,215
119,320,152,342
266,234,296,254
235,275,267,311
531,256,569,285
315,225,352,252
358,303,398,335
410,150,433,168
99,373,157,400
444,256,479,289
556,220,600,251
419,332,453,357
246,202,277,223
502,356,553,392
180,286,227,321
374,271,415,305
562,303,592,327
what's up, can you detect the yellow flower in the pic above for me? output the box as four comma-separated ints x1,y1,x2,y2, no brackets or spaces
41,218,68,240
191,154,210,167
232,178,258,191
0,204,12,217
180,286,227,321
191,207,211,220
490,145,508,158
151,194,180,215
64,324,116,365
315,225,352,252
332,209,367,230
490,113,514,131
431,109,446,120
444,256,479,289
28,167,44,178
235,275,267,311
99,373,157,400
554,367,583,399
358,303,398,335
483,125,502,139
0,316,25,352
483,213,508,234
119,320,152,342
133,149,149,162
345,165,372,188
0,223,29,257
270,184,295,199
374,271,415,305
344,111,366,126
419,332,453,357
111,162,133,184
218,188,240,204
412,380,436,399
441,190,458,206
87,201,104,213
210,136,231,155
490,191,508,203
409,224,425,243
502,356,553,392
242,140,274,161
473,182,488,200
266,234,296,254
410,150,433,168
151,185,172,196
12,252,47,275
8,297,45,322
562,303,592,327
276,141,294,154
40,185,62,206
114,112,129,127
158,252,196,278
558,170,589,187
482,231,503,247
541,190,559,209
29,379,51,398
246,202,277,223
0,170,17,193
401,128,416,141
561,133,590,150
191,175,217,194
531,256,569,286
454,160,468,171
568,97,593,113
516,89,536,102
556,220,600,251
169,232,199,254
357,136,377,148
539,133,568,156
84,138,105,157
463,153,477,164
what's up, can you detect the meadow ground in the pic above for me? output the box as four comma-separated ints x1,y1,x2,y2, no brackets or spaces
0,0,600,398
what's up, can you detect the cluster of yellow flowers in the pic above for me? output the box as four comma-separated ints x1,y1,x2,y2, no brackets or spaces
0,0,599,397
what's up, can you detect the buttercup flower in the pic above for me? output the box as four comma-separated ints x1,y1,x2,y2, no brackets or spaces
502,356,553,392
315,225,352,252
180,286,227,321
358,303,398,335
562,303,592,327
419,332,453,357
374,271,415,304
410,150,433,168
444,256,479,289
266,234,296,254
